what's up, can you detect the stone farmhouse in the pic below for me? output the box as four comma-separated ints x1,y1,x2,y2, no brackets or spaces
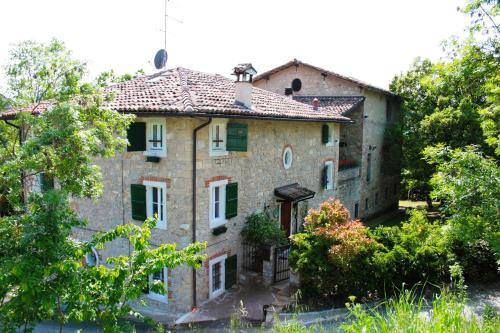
2,61,401,320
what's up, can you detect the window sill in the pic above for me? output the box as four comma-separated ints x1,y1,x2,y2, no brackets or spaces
210,150,228,157
147,293,168,303
210,220,227,229
144,151,167,158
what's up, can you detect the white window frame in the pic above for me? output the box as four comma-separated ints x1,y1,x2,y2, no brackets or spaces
209,179,227,228
148,267,168,303
209,254,227,299
144,180,167,229
326,123,335,147
209,119,228,157
283,147,293,170
325,161,334,190
145,118,167,157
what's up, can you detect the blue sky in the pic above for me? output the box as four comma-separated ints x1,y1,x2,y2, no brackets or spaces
0,0,469,89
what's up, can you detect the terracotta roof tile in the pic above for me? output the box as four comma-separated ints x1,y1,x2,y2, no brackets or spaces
104,67,353,122
293,96,365,115
1,67,355,123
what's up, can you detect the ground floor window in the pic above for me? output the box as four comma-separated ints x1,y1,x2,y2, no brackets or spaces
148,268,168,303
209,254,227,298
354,203,359,219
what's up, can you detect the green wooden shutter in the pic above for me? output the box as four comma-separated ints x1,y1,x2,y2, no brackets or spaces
40,173,54,192
225,182,238,219
127,122,146,152
226,123,248,152
225,255,237,290
131,184,147,221
322,124,330,144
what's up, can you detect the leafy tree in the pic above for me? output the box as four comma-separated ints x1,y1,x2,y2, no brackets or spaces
0,40,206,332
423,145,499,248
96,69,146,87
390,0,499,200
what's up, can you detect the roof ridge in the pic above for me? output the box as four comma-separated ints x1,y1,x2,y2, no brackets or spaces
177,68,194,112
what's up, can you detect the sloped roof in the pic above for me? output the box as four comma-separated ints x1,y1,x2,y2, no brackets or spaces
254,59,395,96
293,96,365,115
1,67,355,123
104,67,352,122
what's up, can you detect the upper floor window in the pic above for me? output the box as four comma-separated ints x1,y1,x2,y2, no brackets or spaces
210,179,227,228
283,146,293,170
131,181,167,229
386,100,392,122
210,120,228,156
323,161,334,190
127,119,167,157
322,124,334,146
209,179,238,229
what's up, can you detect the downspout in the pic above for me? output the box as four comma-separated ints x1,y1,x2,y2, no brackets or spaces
192,117,211,309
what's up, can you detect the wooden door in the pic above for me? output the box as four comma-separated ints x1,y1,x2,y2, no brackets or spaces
280,201,292,237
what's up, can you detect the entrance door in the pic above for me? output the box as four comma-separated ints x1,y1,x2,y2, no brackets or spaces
280,201,292,237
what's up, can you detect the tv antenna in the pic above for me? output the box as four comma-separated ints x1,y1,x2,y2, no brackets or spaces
154,0,170,70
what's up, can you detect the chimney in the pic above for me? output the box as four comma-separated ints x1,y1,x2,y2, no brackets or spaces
312,98,320,110
232,63,257,108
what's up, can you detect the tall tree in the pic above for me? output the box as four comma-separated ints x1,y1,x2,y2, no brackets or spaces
390,0,499,200
0,40,206,332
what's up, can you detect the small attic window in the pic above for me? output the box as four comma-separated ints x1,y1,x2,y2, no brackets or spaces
291,78,302,92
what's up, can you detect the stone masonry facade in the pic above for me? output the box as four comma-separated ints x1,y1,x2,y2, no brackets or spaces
254,62,401,219
73,116,350,317
67,63,401,321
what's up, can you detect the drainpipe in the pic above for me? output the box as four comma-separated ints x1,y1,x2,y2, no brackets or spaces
192,117,211,309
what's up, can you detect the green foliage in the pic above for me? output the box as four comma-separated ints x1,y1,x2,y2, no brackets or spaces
95,69,145,87
423,146,499,245
341,290,500,333
371,210,449,288
290,198,498,302
289,199,379,299
0,193,206,332
0,40,206,332
390,0,499,198
4,39,86,105
241,212,286,246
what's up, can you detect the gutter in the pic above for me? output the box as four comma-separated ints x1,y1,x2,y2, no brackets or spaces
126,111,354,124
192,117,212,309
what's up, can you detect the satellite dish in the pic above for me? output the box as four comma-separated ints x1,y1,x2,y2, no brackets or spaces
154,49,168,69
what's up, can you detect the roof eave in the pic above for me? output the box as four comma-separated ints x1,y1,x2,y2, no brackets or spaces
119,109,354,124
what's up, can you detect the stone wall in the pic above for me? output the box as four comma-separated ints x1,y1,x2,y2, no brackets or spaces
74,116,344,316
253,63,401,219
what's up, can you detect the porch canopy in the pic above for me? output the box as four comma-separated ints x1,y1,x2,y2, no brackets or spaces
274,183,315,203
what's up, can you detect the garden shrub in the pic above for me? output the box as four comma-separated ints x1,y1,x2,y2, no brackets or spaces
241,212,286,246
289,199,380,300
449,238,498,282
